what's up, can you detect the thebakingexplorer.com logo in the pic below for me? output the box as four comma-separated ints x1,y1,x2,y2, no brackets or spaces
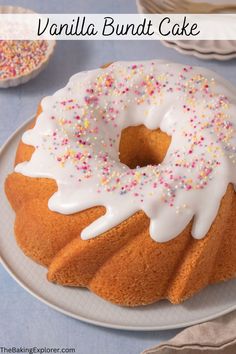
0,348,76,354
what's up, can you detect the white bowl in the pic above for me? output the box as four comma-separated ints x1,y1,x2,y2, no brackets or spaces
0,6,56,88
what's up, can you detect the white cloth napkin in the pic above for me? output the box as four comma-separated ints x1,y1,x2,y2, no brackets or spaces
142,311,236,354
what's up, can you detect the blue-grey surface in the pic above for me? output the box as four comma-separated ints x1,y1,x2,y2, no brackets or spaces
0,1,236,353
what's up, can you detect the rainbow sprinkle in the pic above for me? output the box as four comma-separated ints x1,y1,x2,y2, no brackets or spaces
0,40,48,80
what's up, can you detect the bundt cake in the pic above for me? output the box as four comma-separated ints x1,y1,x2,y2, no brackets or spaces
5,60,236,306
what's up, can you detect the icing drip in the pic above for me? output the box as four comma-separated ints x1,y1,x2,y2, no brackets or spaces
15,60,236,242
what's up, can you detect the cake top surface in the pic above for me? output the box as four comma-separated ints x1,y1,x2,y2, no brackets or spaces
15,60,236,242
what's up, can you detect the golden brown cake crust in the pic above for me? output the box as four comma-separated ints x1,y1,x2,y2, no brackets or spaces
5,106,236,306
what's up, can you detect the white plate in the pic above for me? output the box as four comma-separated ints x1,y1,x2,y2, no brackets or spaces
1,117,236,331
171,40,236,55
162,40,236,60
136,0,236,60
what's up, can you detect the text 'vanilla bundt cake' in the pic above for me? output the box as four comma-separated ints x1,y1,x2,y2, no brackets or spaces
5,60,236,306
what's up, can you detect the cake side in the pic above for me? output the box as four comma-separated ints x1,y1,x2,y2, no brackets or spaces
47,184,236,306
5,60,236,306
5,108,236,306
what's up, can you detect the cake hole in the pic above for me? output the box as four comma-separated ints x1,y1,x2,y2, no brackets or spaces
119,125,171,169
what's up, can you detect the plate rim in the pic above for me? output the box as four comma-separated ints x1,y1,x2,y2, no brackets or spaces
170,40,236,55
162,40,236,61
1,116,236,331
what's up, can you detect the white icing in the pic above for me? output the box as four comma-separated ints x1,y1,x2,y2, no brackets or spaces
15,60,236,242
